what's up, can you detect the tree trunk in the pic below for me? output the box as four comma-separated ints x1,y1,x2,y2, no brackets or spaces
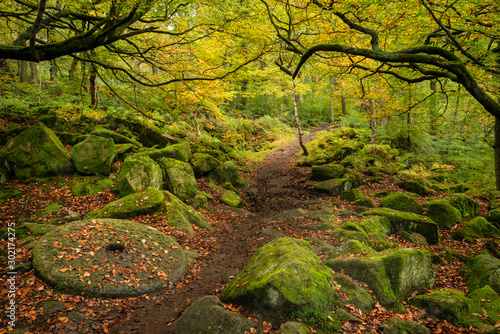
292,78,309,156
495,118,500,190
50,60,57,81
429,80,437,133
329,75,335,122
29,62,37,83
89,64,99,108
20,61,27,82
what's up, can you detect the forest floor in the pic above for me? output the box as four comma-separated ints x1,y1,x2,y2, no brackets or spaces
0,127,488,334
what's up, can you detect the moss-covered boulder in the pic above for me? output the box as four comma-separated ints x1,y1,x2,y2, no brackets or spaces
162,191,215,234
409,289,469,325
278,322,313,334
332,273,375,314
443,193,479,221
324,240,375,261
70,177,115,197
191,153,220,177
462,254,500,294
118,155,162,197
91,126,141,147
0,122,74,181
220,237,338,316
379,192,423,214
32,219,189,298
265,208,307,223
167,295,255,334
0,186,22,203
310,164,346,181
158,158,197,201
341,189,374,208
397,177,435,196
84,187,165,220
220,190,244,208
136,142,192,163
485,208,500,229
209,161,248,188
138,126,177,148
313,178,353,196
357,216,391,241
362,208,440,244
381,318,430,334
325,248,436,312
450,217,500,243
71,135,117,175
423,200,462,229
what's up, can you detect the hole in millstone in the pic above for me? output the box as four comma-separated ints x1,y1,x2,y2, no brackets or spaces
105,242,125,252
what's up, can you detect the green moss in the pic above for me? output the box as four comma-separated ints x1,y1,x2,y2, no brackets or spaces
118,155,162,197
462,254,500,294
443,193,479,221
379,192,423,214
450,217,500,243
70,177,115,197
158,158,197,201
0,186,22,202
70,135,117,175
220,190,244,208
135,142,192,163
310,164,346,181
313,178,353,196
423,200,462,228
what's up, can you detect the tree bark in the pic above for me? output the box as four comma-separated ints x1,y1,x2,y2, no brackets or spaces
20,61,27,82
329,75,335,122
89,64,99,108
29,62,37,83
495,118,500,190
292,79,309,156
429,79,437,133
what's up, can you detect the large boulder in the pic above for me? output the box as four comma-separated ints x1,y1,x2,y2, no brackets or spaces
167,296,255,334
158,158,197,201
450,217,500,243
397,178,435,196
84,188,214,234
324,240,375,261
118,155,162,197
332,273,375,314
136,142,192,163
91,126,141,146
220,237,338,316
71,135,117,175
443,193,479,221
325,248,436,312
84,187,165,220
310,164,346,181
422,200,462,228
485,207,500,229
0,122,74,181
379,192,423,214
362,208,440,244
70,177,115,197
32,219,189,298
462,254,500,294
313,178,353,196
191,153,220,177
138,126,177,148
209,161,248,188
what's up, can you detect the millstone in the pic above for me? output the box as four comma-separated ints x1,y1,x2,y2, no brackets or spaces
32,219,189,298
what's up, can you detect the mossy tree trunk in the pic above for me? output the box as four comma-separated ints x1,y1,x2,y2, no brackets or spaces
495,118,500,191
292,78,309,156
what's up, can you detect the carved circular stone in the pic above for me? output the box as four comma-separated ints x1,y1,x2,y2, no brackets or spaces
33,219,189,298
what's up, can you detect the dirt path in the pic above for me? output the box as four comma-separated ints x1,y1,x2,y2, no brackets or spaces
109,133,327,333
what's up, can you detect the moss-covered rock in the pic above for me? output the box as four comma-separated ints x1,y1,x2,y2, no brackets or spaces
0,122,74,181
70,177,115,197
325,248,435,312
443,193,479,221
32,219,189,298
397,180,434,197
357,216,391,241
91,126,141,147
324,240,375,260
191,153,220,177
423,200,462,229
158,158,197,201
138,126,177,148
332,273,375,314
71,135,117,175
462,254,500,294
381,317,430,334
220,237,338,316
306,207,338,224
22,223,56,236
485,208,500,229
379,192,423,214
313,178,353,196
84,187,165,220
220,190,244,208
209,161,248,188
136,142,192,163
278,322,313,334
450,217,500,243
362,208,440,244
118,155,162,197
0,186,21,203
409,289,469,326
168,295,255,334
310,164,346,181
